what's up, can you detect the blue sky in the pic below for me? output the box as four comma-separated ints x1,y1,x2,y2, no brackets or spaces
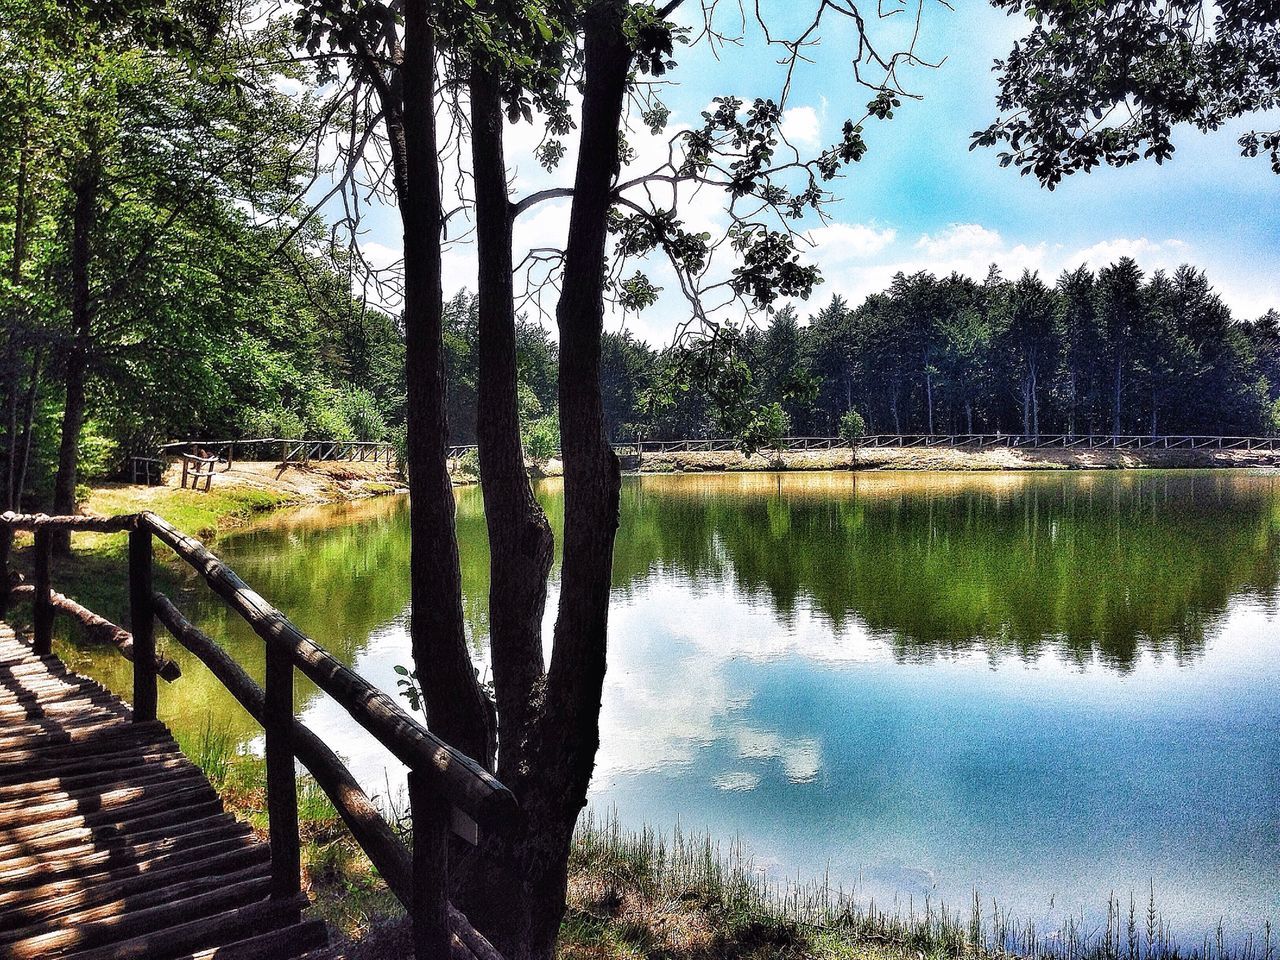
354,0,1280,345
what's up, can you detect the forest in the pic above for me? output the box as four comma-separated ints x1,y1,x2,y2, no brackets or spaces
599,261,1280,443
4,0,1278,516
4,200,1278,514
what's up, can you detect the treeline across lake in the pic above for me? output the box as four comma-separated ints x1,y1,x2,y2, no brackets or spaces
596,259,1280,443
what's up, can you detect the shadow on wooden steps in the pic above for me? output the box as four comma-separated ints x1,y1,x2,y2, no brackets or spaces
0,624,338,960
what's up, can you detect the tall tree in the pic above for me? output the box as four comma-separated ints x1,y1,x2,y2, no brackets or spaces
998,271,1058,437
5,0,313,546
294,0,947,954
1056,266,1102,436
1097,258,1145,435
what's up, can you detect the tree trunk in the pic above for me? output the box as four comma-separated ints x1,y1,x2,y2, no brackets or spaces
469,64,554,782
52,157,99,553
399,1,492,764
494,8,630,959
924,366,934,434
966,399,973,435
1030,362,1039,438
4,109,30,510
1112,356,1122,436
459,61,558,949
1068,368,1077,437
12,349,41,511
4,337,19,511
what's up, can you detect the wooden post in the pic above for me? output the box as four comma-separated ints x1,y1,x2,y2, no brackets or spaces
409,770,451,960
0,524,10,620
32,527,53,656
129,526,157,722
265,638,301,903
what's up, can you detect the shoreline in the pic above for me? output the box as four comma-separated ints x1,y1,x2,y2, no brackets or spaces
20,460,407,628
608,445,1280,474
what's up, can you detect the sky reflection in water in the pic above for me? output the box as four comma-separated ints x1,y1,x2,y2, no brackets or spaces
82,470,1280,945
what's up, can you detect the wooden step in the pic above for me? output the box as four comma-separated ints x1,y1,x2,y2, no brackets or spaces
178,919,329,960
53,891,310,960
0,863,274,946
0,790,227,868
0,721,169,764
0,828,254,914
0,816,246,889
3,873,278,959
0,777,218,846
0,767,213,828
0,739,181,786
0,754,193,803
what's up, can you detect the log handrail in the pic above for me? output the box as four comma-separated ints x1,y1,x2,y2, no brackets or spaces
159,438,399,469
0,511,140,532
0,507,512,959
8,583,181,681
139,511,513,824
150,594,503,958
0,512,179,684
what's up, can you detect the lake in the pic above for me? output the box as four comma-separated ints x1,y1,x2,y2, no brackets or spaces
73,470,1280,947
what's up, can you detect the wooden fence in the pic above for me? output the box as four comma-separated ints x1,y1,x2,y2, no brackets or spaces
440,433,1280,460
0,510,509,959
613,434,1280,455
160,438,399,467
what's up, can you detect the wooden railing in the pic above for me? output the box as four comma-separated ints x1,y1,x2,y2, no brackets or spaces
160,438,400,467
850,433,1280,450
0,510,509,960
179,453,218,491
601,434,1280,455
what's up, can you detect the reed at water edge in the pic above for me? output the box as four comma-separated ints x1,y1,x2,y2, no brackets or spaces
563,809,1276,960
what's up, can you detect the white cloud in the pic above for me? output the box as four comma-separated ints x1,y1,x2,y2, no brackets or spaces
808,223,898,261
781,106,822,149
914,223,1004,258
360,242,402,271
788,217,1280,323
1068,237,1191,272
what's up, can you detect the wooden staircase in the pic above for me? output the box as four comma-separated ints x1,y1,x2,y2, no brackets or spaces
0,510,513,960
0,624,335,960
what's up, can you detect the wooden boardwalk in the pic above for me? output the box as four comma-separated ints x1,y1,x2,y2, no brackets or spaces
0,623,335,960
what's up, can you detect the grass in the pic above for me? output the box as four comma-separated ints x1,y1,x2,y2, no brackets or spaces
84,481,293,543
563,812,1276,960
2,480,296,637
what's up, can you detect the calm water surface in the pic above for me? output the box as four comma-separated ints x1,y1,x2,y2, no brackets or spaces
74,470,1280,943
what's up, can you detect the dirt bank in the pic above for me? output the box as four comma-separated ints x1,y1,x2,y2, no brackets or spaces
628,445,1280,472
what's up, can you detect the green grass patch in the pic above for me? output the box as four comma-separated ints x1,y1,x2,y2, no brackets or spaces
2,481,295,631
85,482,293,543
